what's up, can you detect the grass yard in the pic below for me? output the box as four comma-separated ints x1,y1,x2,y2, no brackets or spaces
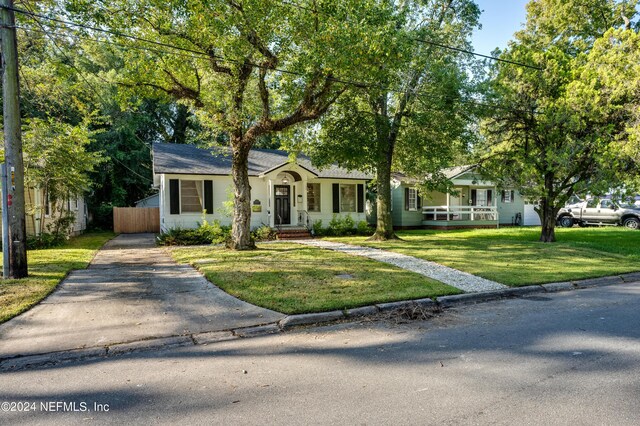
0,231,115,324
326,227,640,286
171,243,461,314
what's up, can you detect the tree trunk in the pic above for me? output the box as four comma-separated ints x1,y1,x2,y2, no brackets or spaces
370,159,396,240
538,173,558,243
538,198,557,243
228,140,256,250
369,112,398,241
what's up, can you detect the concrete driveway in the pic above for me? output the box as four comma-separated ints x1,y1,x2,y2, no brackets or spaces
0,234,284,359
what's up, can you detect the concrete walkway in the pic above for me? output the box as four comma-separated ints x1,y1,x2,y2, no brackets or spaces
0,234,284,360
296,240,507,293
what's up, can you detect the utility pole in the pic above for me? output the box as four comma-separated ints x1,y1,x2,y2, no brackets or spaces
1,0,28,278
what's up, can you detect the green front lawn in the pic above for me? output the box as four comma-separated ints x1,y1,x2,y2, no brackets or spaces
0,231,115,324
171,243,461,314
326,227,640,286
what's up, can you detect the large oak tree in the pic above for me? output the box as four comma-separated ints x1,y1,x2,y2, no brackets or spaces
66,0,399,249
300,0,480,240
478,0,639,242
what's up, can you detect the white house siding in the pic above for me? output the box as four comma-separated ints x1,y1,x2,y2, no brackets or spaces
158,172,367,232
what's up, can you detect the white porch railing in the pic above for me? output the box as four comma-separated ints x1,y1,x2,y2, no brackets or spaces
422,205,498,221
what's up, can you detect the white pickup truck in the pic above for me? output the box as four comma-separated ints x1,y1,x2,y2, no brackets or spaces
557,199,640,229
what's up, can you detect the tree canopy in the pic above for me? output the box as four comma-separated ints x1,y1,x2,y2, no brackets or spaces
299,0,481,239
477,0,639,242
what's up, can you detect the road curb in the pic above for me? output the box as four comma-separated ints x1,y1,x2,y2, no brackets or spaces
3,272,638,371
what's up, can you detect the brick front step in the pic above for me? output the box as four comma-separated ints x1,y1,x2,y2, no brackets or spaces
276,228,313,240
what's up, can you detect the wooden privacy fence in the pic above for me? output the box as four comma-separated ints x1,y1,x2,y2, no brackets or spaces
113,207,160,234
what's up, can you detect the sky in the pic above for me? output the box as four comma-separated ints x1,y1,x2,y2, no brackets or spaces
471,0,529,55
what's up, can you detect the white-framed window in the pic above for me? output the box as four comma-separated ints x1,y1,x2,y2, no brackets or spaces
74,197,79,210
408,188,417,211
340,184,356,212
476,189,488,206
307,183,321,212
180,180,204,213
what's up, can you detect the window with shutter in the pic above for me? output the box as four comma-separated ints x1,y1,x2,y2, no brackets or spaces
180,180,204,213
307,183,321,212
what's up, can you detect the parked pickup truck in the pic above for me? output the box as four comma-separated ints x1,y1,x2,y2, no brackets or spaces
557,199,640,229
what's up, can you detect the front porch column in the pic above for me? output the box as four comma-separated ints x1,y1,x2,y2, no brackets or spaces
446,192,450,221
268,179,274,227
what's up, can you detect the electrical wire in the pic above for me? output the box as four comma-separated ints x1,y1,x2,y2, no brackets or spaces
15,23,539,115
271,0,542,70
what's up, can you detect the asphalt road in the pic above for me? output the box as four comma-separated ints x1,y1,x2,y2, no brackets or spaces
2,282,640,425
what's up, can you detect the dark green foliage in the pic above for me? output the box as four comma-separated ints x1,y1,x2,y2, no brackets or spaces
157,220,231,246
26,211,78,250
313,216,373,237
26,233,66,250
157,221,277,246
252,225,277,242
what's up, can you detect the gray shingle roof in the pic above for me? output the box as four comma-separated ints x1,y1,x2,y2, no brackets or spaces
152,143,372,180
392,165,476,184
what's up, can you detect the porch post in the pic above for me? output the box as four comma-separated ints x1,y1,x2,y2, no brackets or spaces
268,179,273,227
446,192,450,221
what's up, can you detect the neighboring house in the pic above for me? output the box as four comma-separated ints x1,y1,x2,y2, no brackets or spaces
0,187,87,237
390,166,526,229
135,193,159,208
152,143,372,232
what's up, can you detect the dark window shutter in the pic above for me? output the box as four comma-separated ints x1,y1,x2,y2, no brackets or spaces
471,189,477,206
169,179,180,214
511,190,515,202
487,190,493,205
357,184,364,213
332,183,340,213
204,180,213,214
404,188,410,210
417,193,422,209
501,190,506,202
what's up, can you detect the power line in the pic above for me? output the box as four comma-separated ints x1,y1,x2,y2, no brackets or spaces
11,6,542,117
15,23,537,115
272,0,542,70
412,38,542,70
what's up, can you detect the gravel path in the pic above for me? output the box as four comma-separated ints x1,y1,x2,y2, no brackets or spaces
295,240,507,293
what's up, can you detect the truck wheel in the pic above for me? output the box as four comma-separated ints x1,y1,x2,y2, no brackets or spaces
559,216,574,228
623,217,640,230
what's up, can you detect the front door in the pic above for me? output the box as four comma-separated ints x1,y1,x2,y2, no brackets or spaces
274,185,291,225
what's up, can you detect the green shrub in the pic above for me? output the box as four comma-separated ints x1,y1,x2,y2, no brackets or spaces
312,219,325,237
199,219,230,244
26,211,78,250
252,225,277,242
27,232,66,250
157,219,230,246
324,214,358,236
357,220,374,236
